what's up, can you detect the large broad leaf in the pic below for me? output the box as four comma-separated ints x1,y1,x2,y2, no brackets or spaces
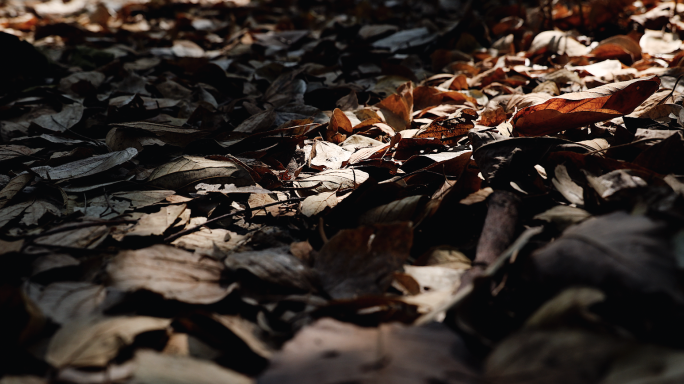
512,76,660,137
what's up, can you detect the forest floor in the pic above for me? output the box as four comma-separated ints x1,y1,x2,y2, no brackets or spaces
2,0,684,383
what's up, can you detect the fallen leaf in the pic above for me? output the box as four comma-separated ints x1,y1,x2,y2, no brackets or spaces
315,222,413,299
259,318,476,384
46,316,171,368
107,244,231,304
512,76,660,137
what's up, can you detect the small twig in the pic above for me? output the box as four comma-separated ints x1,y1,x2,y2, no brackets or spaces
164,197,305,243
656,74,684,106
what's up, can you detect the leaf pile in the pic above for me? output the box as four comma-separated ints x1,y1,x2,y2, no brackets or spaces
4,0,684,382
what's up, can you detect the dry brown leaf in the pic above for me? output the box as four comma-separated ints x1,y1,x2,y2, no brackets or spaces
0,174,32,209
259,318,476,384
46,316,171,368
326,108,353,143
414,108,477,143
294,169,369,195
376,82,413,131
27,282,106,324
129,350,252,384
107,244,231,304
126,204,186,237
300,191,338,217
224,247,315,291
528,30,590,57
30,148,138,181
315,222,413,299
147,156,254,191
590,35,642,62
512,76,661,137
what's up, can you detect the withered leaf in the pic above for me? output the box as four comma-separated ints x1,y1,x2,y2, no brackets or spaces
30,148,138,181
27,282,106,324
108,244,230,304
130,350,252,384
315,222,413,299
259,318,476,384
294,169,369,195
46,316,171,368
512,76,661,136
147,156,254,191
225,247,316,291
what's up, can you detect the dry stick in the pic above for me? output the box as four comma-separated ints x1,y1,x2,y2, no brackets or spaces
474,191,521,266
458,190,521,289
164,197,305,243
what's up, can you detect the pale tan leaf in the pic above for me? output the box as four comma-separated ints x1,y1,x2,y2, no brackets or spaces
126,204,186,237
294,169,369,195
300,191,338,217
107,244,230,304
46,316,171,368
129,350,252,384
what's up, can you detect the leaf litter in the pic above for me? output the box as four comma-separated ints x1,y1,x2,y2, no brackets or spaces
4,0,684,382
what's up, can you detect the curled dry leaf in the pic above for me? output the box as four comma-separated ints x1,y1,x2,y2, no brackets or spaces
512,76,661,137
107,244,231,304
46,316,172,368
